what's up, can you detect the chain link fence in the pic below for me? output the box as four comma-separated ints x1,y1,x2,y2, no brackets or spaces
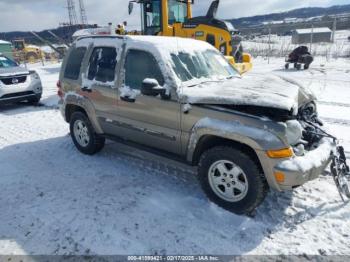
241,26,350,61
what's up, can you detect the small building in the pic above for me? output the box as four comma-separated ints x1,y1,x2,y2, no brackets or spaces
0,40,14,60
292,27,332,44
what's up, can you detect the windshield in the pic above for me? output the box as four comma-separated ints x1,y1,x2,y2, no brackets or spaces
168,0,188,24
0,55,17,68
171,49,237,83
142,0,161,35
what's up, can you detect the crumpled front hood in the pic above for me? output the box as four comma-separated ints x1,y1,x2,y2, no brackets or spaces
179,74,316,114
0,66,29,77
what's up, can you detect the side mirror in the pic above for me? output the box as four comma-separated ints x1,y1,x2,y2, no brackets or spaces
128,1,134,15
141,79,166,97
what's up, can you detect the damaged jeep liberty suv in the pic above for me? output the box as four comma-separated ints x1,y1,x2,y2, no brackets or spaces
59,35,335,215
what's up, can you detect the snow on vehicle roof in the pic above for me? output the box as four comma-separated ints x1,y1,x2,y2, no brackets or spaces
0,40,11,44
295,27,332,34
125,35,213,50
73,27,112,38
76,35,216,53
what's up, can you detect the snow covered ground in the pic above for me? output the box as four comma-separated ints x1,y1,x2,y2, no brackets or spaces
0,57,350,256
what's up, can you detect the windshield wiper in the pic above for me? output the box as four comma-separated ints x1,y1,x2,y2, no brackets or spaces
187,79,226,87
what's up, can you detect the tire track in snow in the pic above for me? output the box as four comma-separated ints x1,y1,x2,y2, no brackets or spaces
322,117,350,127
318,101,350,108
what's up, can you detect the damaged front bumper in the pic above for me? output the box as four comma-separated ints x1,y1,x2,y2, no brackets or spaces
274,138,336,190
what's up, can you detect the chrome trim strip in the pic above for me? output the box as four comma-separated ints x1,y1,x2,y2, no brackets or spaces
101,117,176,141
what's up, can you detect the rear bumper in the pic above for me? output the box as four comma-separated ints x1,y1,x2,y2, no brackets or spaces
59,101,66,121
274,138,335,190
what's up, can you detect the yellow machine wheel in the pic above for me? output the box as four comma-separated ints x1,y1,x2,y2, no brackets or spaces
26,52,38,63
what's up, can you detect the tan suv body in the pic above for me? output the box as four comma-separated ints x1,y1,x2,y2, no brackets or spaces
59,35,335,214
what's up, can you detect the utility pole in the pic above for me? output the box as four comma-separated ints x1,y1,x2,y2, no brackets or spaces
332,16,337,43
78,0,88,27
268,25,271,64
310,24,314,54
67,0,78,26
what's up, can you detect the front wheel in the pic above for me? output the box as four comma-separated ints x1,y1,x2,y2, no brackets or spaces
198,146,268,215
70,112,105,155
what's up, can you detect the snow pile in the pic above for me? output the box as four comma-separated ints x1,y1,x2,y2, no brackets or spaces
81,73,115,90
278,139,335,173
120,85,140,99
0,39,11,44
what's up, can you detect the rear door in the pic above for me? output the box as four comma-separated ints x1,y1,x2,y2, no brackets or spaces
80,40,123,134
61,46,87,97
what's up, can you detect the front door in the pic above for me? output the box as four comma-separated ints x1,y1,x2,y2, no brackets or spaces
114,48,182,155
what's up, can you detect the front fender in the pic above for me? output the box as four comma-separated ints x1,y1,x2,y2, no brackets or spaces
186,117,286,163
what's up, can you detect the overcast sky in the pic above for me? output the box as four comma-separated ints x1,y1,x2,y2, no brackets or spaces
0,0,348,32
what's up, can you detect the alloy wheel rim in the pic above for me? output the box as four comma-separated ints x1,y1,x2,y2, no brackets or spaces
208,160,249,202
73,120,90,147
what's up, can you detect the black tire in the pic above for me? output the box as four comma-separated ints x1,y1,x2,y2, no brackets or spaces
285,63,289,70
304,63,310,70
198,146,268,215
70,111,105,155
296,64,301,70
26,52,39,62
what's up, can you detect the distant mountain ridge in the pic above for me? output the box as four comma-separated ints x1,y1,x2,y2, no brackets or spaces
1,4,349,44
0,25,94,46
229,4,350,28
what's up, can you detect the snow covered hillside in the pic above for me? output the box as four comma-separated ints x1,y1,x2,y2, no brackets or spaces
0,57,349,255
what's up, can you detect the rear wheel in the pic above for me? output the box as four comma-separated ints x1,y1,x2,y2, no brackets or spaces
70,112,105,155
198,146,268,215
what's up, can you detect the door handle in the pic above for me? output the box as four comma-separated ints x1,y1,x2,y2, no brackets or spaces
120,96,136,103
81,87,92,93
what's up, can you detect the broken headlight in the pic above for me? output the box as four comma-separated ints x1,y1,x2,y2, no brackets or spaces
285,120,303,146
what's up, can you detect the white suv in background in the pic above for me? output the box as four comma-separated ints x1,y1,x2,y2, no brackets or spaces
0,53,42,105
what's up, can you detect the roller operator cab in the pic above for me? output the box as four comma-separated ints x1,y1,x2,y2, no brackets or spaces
128,0,252,74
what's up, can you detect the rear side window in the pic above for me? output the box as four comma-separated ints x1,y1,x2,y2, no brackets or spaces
64,47,86,80
87,47,117,83
124,49,164,90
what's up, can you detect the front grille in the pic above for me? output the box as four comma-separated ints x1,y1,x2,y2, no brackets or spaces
0,75,27,85
0,91,34,99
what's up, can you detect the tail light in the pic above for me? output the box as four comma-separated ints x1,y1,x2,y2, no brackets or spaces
57,80,64,98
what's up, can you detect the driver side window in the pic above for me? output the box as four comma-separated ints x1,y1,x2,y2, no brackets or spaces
124,49,164,90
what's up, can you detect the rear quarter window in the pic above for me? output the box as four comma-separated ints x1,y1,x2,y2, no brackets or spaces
64,47,87,80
